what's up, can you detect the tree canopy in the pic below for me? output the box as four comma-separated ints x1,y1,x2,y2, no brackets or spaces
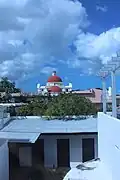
16,94,97,117
0,77,21,102
0,77,21,93
0,76,98,117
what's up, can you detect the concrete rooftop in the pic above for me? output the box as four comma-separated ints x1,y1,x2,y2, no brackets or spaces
0,117,97,143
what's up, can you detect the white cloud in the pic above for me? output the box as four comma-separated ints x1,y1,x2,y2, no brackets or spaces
96,5,108,12
41,66,57,75
0,0,120,82
0,0,89,81
0,0,28,31
73,28,120,74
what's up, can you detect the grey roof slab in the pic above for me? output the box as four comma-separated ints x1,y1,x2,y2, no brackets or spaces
1,117,97,133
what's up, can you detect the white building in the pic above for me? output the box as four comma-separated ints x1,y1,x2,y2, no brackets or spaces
98,112,119,180
0,116,98,179
37,71,72,95
1,111,118,180
63,112,117,180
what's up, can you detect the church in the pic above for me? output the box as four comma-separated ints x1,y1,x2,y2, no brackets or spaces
36,71,72,96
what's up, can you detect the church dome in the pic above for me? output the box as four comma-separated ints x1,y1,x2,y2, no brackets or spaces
47,71,62,83
49,86,62,93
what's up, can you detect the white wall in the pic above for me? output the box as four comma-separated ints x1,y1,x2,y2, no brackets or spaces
98,112,120,180
0,139,9,180
40,134,98,168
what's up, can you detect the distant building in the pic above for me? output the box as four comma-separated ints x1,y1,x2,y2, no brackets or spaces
72,87,120,110
37,71,72,96
72,88,103,110
36,71,120,109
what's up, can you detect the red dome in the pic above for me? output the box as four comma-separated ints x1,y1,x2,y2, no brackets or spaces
49,86,62,93
48,75,62,82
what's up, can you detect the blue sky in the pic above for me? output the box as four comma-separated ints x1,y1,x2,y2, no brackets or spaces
0,0,120,92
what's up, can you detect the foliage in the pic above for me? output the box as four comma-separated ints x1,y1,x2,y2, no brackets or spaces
0,76,97,117
16,95,50,116
0,77,21,102
45,94,97,117
2,93,12,102
7,106,16,116
16,94,97,117
16,104,33,116
0,77,20,93
31,96,48,116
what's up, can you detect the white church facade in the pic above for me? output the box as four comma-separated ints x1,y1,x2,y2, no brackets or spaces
37,71,72,96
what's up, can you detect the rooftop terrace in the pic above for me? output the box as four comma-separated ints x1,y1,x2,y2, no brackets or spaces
0,116,97,143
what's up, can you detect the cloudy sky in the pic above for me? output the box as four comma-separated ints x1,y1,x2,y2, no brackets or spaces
1,0,120,92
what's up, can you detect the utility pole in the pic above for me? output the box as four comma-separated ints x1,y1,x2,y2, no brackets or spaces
111,70,117,118
102,76,107,114
98,52,120,117
98,71,107,114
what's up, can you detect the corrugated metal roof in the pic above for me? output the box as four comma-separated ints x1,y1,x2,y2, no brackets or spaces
1,117,97,134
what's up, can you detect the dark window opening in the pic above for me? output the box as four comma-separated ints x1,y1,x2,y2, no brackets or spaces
57,139,70,167
82,138,95,162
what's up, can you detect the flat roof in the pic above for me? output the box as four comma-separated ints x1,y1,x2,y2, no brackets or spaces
0,132,39,143
1,117,97,133
0,117,97,143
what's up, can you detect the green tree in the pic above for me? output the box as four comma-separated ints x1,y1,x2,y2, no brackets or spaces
0,77,21,102
45,94,97,117
31,95,49,116
16,95,49,116
16,104,33,116
2,93,12,102
7,106,16,116
16,94,97,117
0,77,21,93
